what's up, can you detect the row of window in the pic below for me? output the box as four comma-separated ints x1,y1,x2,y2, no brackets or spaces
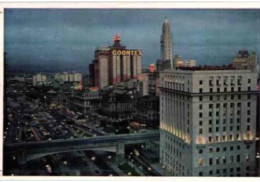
199,86,252,93
198,125,250,134
199,94,252,101
199,154,250,166
199,166,251,176
199,102,251,109
199,110,251,118
199,118,251,126
199,78,251,86
206,133,252,143
199,144,251,154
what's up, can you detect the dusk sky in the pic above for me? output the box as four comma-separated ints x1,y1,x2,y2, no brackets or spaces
4,9,260,72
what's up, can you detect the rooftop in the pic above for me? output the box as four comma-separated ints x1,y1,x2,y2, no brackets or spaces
177,65,236,71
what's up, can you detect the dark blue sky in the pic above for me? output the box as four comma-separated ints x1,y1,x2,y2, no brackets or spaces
4,9,260,72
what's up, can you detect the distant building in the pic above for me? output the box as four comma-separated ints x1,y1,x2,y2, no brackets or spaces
161,18,173,69
232,50,257,71
185,59,196,67
32,73,47,86
160,67,258,176
98,87,135,127
136,95,159,129
173,55,184,68
55,72,82,82
89,33,142,89
137,73,149,96
68,90,101,116
148,72,160,96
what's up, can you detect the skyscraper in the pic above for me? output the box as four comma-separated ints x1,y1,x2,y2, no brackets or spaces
160,18,173,69
89,33,142,89
160,67,258,176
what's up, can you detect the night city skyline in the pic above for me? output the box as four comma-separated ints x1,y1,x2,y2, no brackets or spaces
3,7,260,177
5,9,260,72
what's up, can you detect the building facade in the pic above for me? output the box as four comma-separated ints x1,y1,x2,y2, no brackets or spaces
136,95,159,129
159,67,258,176
161,18,173,69
68,91,101,116
32,73,47,86
55,72,82,82
185,60,197,67
232,50,257,72
89,34,142,89
98,87,135,127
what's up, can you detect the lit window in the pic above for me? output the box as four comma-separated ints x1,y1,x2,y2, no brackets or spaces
198,158,203,166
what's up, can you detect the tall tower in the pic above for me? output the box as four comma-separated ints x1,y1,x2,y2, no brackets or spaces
160,17,173,69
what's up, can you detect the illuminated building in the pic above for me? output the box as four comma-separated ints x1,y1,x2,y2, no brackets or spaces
89,33,142,89
150,64,156,73
173,55,183,68
160,67,258,176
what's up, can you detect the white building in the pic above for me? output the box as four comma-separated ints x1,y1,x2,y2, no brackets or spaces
185,60,197,67
55,72,82,82
32,73,47,86
74,73,82,82
160,68,258,176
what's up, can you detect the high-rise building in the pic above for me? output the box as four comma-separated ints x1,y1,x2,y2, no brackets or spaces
160,67,258,176
161,18,173,69
232,50,257,72
89,33,142,89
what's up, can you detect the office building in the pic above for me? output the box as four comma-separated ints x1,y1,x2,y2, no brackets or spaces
157,18,174,71
98,86,135,127
160,67,258,176
161,18,173,69
89,33,142,89
136,95,159,129
68,90,101,116
232,50,257,71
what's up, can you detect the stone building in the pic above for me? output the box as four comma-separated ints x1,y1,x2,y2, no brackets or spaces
160,66,258,176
